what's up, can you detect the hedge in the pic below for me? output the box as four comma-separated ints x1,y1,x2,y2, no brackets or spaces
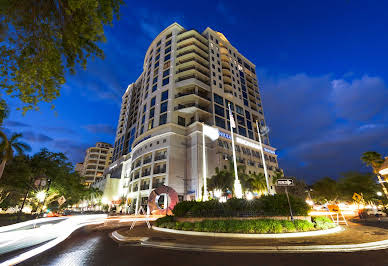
172,195,311,217
155,217,334,234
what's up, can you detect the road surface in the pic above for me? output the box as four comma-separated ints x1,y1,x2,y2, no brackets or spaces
20,225,388,266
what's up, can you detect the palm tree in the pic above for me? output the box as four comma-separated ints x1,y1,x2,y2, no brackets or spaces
249,172,267,194
361,151,388,199
208,166,234,193
0,133,31,179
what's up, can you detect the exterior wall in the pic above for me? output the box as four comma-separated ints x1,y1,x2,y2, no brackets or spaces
106,23,281,213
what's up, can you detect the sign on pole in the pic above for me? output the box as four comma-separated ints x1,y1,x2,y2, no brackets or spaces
57,196,66,206
276,179,294,186
276,179,294,221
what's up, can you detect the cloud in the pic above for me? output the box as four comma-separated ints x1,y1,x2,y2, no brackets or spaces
330,75,388,121
52,139,89,163
4,120,30,128
83,124,116,135
260,72,388,182
43,126,77,135
22,131,53,143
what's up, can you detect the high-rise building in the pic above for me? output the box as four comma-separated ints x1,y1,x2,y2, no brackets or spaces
80,142,113,186
106,23,281,213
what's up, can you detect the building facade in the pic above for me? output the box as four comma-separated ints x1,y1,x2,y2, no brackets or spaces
80,142,113,186
106,23,281,213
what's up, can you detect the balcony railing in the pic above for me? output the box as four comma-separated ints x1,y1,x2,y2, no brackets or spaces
176,57,209,69
174,103,211,113
140,185,150,190
152,182,165,189
134,173,140,179
176,66,209,78
175,75,210,86
153,167,166,175
155,154,167,161
176,49,209,62
143,157,152,164
175,91,211,101
142,170,151,177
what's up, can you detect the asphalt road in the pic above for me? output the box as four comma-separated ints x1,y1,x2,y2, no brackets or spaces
19,225,388,266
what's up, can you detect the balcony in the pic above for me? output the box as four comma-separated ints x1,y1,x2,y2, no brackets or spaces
134,173,140,179
140,184,150,190
143,157,152,164
177,30,208,46
155,154,167,161
175,90,211,102
175,75,210,87
133,186,138,191
176,66,210,81
142,170,151,177
135,161,141,168
153,166,166,175
152,182,165,189
176,49,209,63
174,103,211,114
176,57,209,70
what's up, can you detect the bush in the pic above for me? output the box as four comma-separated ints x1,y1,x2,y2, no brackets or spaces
172,196,310,218
311,216,335,230
293,220,315,232
172,201,197,217
155,215,174,226
182,222,194,231
281,220,296,232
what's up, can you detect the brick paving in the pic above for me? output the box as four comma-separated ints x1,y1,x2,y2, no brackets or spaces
118,219,388,246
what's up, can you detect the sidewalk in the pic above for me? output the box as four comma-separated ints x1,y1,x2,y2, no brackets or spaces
116,220,388,247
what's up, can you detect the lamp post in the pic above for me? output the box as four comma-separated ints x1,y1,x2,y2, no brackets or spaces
255,121,271,195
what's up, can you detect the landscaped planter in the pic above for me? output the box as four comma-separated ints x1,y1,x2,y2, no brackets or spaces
152,225,343,239
175,216,311,223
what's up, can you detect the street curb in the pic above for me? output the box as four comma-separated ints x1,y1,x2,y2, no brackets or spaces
111,228,388,253
152,225,343,238
139,238,388,253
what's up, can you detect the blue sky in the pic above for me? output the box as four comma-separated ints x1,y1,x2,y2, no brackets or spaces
4,0,388,183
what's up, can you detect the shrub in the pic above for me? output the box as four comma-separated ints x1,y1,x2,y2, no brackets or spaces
172,196,310,218
172,201,197,217
294,220,315,232
311,216,335,230
175,222,184,230
182,222,194,231
155,215,174,226
267,219,283,233
281,220,296,232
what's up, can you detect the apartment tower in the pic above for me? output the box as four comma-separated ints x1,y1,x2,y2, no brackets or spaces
107,23,281,213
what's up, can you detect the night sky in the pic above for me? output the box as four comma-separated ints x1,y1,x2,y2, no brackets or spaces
4,0,388,184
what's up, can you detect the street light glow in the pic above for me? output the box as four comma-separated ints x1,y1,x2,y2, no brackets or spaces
377,191,383,196
36,191,46,202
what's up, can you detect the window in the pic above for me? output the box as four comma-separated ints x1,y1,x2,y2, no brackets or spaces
164,54,170,61
218,75,221,80
214,104,224,117
178,116,185,126
159,113,167,125
215,116,225,129
140,125,144,135
157,40,161,47
236,105,244,115
213,80,216,85
155,54,160,61
160,101,168,113
248,130,254,140
161,90,168,101
165,47,171,54
247,120,252,130
143,105,147,113
218,83,222,88
237,115,245,125
142,115,145,124
238,126,246,136
212,64,215,69
162,77,169,86
152,84,157,92
163,69,170,77
149,108,155,119
214,93,224,106
151,97,156,107
166,39,171,46
153,76,158,84
245,110,251,120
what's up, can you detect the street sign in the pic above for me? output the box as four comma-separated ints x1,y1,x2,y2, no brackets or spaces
352,192,363,203
57,196,66,206
327,204,340,213
276,179,294,186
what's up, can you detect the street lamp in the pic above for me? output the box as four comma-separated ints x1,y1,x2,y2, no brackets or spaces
377,191,383,197
36,191,46,202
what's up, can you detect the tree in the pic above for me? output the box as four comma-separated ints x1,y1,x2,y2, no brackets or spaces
0,133,31,179
248,172,267,194
361,151,388,198
311,177,338,203
208,166,234,193
337,171,379,202
0,99,8,125
0,0,123,112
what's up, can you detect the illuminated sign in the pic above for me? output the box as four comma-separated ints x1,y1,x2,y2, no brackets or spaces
236,137,261,150
218,131,232,140
264,148,276,154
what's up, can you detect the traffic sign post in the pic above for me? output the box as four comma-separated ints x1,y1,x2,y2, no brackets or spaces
276,179,295,222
